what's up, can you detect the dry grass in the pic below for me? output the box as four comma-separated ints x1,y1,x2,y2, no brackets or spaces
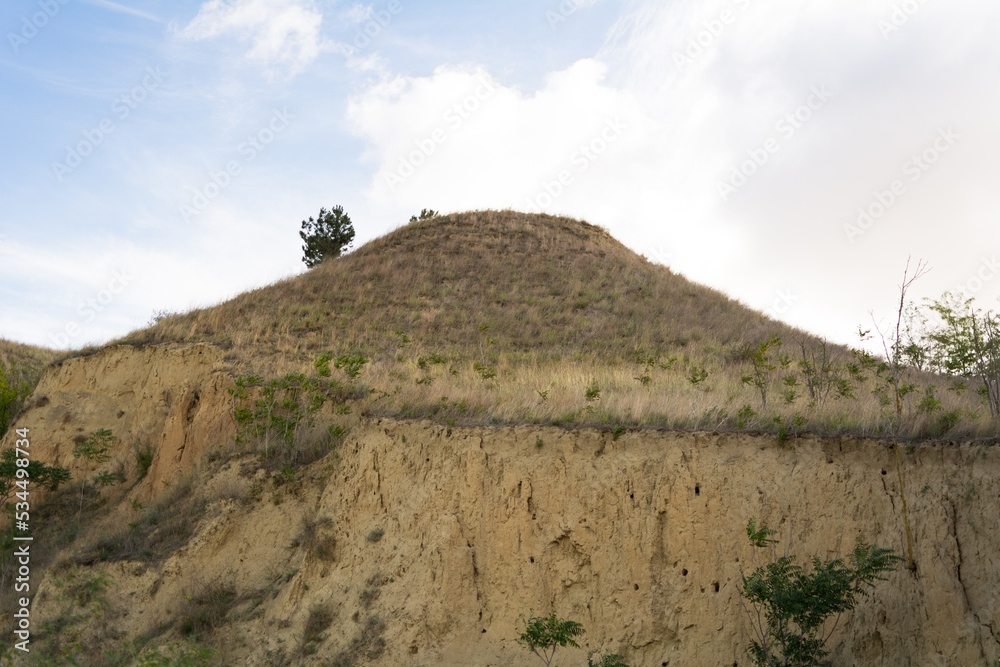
178,581,239,639
73,209,998,441
0,337,57,368
73,472,207,565
0,337,57,435
115,210,795,368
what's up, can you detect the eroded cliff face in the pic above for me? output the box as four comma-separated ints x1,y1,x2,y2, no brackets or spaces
4,345,999,666
10,344,234,501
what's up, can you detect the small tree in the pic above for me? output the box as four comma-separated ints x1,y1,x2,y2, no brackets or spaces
300,206,355,268
73,428,116,516
740,518,901,667
921,292,1000,419
869,257,930,423
742,335,782,411
516,610,585,667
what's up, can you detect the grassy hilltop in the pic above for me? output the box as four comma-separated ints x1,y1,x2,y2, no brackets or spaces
109,210,992,440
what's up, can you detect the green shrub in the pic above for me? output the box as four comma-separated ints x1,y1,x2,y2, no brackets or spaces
588,652,630,667
134,441,155,479
687,366,709,387
302,603,335,650
740,517,901,666
0,360,33,438
515,610,585,667
335,354,368,381
410,208,439,222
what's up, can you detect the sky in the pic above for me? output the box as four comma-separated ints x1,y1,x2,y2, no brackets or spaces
1,0,998,351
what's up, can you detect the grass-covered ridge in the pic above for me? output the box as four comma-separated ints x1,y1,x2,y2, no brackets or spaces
120,210,798,364
107,210,997,440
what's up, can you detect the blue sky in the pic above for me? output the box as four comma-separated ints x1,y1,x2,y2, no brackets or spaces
2,0,999,351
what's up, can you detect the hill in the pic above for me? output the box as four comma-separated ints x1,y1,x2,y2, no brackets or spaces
2,212,999,665
107,210,988,440
121,210,798,363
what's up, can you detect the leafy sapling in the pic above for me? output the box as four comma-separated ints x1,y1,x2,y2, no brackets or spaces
516,610,585,667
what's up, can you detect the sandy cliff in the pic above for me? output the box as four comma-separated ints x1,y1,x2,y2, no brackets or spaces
4,344,998,666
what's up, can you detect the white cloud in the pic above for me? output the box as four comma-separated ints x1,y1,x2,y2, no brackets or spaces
343,0,1000,347
179,0,325,76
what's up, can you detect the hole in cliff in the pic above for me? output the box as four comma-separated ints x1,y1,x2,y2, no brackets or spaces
117,410,125,418
633,584,639,591
713,582,719,593
425,458,430,463
529,557,535,563
682,569,688,577
695,484,700,495
481,629,486,634
409,646,418,655
629,493,634,500
881,469,887,475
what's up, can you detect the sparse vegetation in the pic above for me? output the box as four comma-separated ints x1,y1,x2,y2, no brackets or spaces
588,652,630,667
410,208,439,222
73,428,116,517
134,440,155,479
328,614,386,667
73,472,207,564
301,603,335,654
178,582,239,639
740,517,901,666
0,340,53,438
228,357,358,468
103,211,999,441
